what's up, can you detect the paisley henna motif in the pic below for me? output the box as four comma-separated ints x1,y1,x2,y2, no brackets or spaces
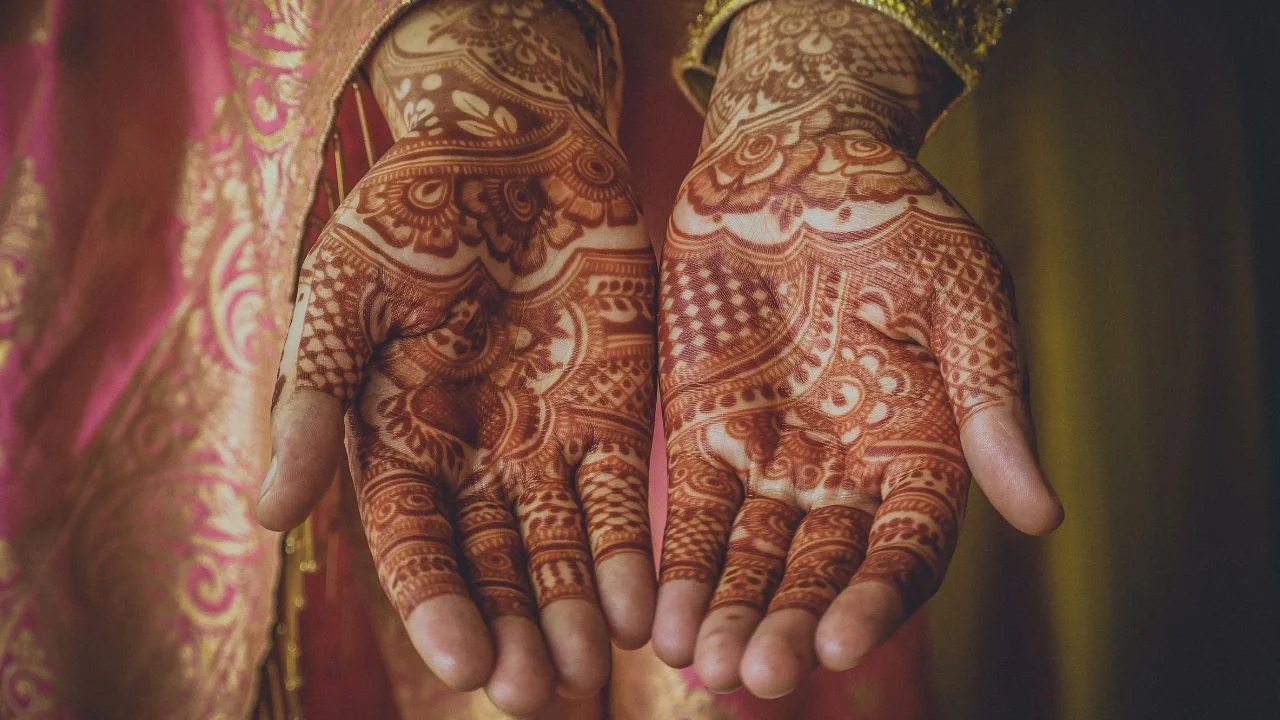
275,0,654,621
659,0,1022,620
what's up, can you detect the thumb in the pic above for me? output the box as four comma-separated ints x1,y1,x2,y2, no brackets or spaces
929,230,1063,536
257,241,375,531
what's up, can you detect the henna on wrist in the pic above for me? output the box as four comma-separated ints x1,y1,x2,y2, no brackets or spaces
704,0,962,153
369,0,611,139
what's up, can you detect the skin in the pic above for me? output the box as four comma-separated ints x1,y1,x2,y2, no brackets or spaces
258,0,1061,708
650,0,1064,699
256,0,655,714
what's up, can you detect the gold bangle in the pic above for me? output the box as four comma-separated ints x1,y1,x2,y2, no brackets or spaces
672,0,1019,115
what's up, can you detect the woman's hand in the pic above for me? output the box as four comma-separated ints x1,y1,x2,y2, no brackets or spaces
652,0,1062,698
257,1,656,713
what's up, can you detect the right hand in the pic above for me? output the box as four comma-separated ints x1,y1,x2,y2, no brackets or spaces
651,0,1062,699
256,1,657,714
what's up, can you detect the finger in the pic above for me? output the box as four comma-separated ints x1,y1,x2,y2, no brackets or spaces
259,241,375,530
652,580,712,670
258,389,344,531
815,456,965,671
693,606,759,693
695,496,801,691
707,496,801,611
813,581,904,673
769,504,873,614
928,239,1062,535
578,443,654,649
515,476,610,697
483,615,555,716
960,406,1062,535
456,492,537,620
653,460,742,668
740,609,817,699
358,463,493,688
457,490,556,711
738,505,872,698
541,599,611,698
404,595,492,692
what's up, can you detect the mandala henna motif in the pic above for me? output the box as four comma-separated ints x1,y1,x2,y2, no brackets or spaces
659,0,1024,621
275,0,654,621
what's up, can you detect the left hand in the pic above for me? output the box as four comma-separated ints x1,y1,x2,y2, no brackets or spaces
651,0,1062,699
257,1,656,712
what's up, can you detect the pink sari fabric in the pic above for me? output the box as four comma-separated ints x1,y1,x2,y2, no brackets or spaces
0,0,937,717
0,0,412,715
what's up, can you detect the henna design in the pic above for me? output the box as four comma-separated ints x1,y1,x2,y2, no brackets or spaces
708,497,802,612
659,0,1021,619
275,0,654,621
659,462,743,583
456,494,536,617
701,0,961,152
769,505,872,614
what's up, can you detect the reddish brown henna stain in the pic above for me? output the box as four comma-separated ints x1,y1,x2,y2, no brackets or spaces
660,0,1024,619
275,0,654,621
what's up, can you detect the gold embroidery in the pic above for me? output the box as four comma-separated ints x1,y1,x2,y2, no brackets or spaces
0,156,46,330
673,0,1017,113
0,157,53,713
0,539,57,717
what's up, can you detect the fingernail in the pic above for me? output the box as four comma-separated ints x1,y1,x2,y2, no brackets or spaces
259,456,278,502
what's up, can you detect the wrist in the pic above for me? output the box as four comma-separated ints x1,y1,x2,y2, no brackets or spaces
703,0,961,155
370,0,610,140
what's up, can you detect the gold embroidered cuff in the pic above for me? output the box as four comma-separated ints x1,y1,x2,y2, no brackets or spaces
673,0,1018,115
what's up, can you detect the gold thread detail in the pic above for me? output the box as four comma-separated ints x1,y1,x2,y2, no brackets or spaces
673,0,1018,114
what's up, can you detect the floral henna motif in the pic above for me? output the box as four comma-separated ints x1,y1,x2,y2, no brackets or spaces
659,0,1022,621
699,0,962,151
275,0,654,621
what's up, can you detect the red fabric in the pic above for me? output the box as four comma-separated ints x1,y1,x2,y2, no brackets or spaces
294,76,400,720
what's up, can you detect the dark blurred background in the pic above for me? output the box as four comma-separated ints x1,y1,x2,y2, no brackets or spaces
919,1,1280,717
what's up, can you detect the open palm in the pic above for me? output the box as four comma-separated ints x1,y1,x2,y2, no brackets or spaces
262,44,656,712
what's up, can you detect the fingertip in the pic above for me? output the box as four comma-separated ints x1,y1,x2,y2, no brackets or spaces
814,582,904,672
406,596,494,691
693,649,742,694
596,553,656,650
693,607,759,693
254,455,282,527
484,615,554,716
652,580,713,669
541,599,611,698
960,408,1063,537
256,390,345,530
1024,496,1065,536
740,611,816,700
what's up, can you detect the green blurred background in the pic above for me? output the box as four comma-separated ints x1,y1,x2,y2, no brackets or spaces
921,1,1278,717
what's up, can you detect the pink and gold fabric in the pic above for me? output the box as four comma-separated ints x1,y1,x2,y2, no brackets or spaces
0,0,436,715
